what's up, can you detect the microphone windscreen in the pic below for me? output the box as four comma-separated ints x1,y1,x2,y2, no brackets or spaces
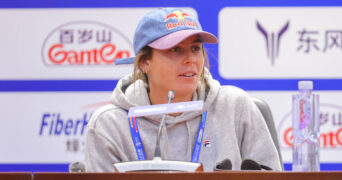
215,158,232,171
69,161,85,173
260,164,273,170
241,159,261,170
167,90,175,100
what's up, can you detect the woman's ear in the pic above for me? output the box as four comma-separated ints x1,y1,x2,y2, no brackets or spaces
139,58,150,74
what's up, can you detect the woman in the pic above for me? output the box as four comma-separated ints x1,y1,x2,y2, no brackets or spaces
84,8,282,172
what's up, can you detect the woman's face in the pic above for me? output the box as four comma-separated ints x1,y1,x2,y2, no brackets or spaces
141,35,205,102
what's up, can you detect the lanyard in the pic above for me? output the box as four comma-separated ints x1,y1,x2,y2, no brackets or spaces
128,116,146,160
128,111,207,162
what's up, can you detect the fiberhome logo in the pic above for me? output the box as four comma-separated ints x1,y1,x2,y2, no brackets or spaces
39,101,110,153
41,21,133,66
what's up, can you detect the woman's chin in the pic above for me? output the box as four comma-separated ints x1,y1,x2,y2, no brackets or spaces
174,86,197,100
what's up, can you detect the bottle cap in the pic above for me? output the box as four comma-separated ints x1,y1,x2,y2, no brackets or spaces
298,81,313,90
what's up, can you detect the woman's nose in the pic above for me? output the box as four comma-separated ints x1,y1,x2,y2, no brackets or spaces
182,50,197,64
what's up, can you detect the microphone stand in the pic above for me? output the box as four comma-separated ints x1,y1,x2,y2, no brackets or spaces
153,90,174,158
113,90,203,172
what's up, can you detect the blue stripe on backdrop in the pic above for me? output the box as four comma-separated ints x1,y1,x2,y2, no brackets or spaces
0,163,342,172
283,163,342,171
1,79,342,91
0,0,341,8
0,80,117,92
0,164,69,172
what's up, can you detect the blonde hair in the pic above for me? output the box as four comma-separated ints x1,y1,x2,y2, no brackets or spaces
132,46,152,84
132,45,210,86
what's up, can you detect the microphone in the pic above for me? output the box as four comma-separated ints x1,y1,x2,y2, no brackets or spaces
154,90,175,158
241,159,272,170
214,158,232,171
69,161,85,173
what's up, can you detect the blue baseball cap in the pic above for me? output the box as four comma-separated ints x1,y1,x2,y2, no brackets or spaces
115,8,218,65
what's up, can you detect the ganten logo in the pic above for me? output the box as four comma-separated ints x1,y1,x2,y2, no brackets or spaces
42,21,133,66
278,103,342,149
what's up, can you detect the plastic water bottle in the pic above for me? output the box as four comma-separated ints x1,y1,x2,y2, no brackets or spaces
292,81,320,171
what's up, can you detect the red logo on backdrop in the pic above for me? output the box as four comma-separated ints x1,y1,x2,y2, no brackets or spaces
41,21,133,66
278,103,342,149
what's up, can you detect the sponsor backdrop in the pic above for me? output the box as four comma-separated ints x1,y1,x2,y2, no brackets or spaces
1,0,342,172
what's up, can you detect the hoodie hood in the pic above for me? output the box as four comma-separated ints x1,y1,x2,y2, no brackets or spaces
110,69,221,125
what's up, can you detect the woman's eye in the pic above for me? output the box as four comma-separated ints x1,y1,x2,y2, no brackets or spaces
170,47,180,52
192,45,201,52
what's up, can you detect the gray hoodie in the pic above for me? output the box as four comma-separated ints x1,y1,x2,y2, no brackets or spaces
84,71,282,172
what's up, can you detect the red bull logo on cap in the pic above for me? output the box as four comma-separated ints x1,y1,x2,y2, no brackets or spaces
164,10,191,21
164,10,198,30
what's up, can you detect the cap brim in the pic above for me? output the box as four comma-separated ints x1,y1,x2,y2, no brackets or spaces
148,29,218,50
114,57,135,65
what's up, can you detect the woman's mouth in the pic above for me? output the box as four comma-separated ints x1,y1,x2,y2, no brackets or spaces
179,72,196,77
